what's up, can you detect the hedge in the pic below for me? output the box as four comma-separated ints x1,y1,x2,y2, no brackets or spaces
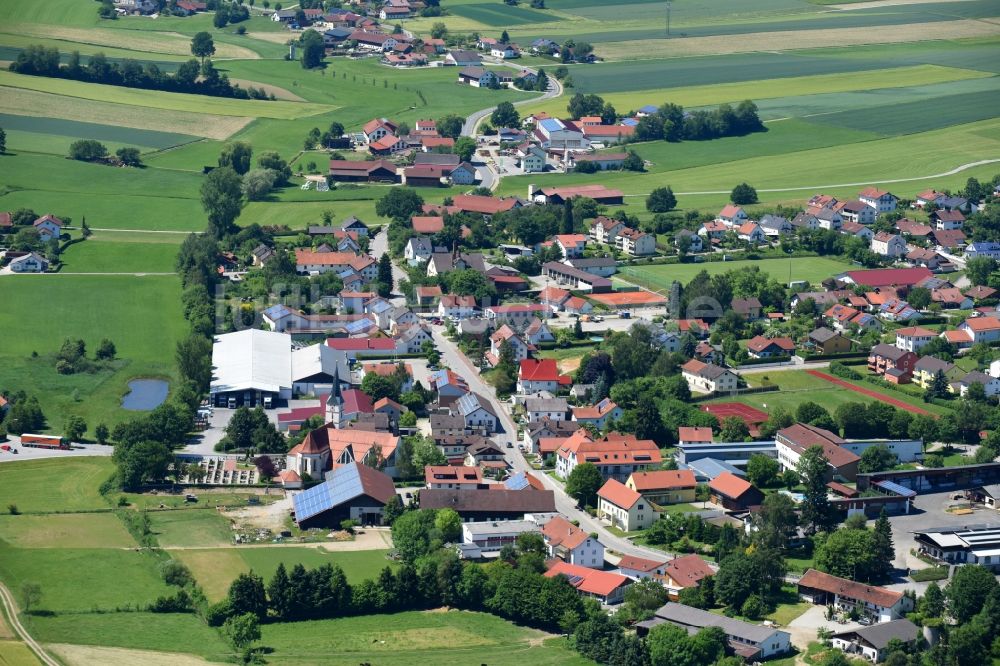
798,351,869,361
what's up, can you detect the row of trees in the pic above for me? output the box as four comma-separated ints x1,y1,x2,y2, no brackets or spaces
9,46,272,100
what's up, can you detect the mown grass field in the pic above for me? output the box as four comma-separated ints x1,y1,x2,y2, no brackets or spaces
0,114,197,150
148,510,234,549
621,257,855,290
0,275,185,432
259,611,594,666
173,547,396,602
0,514,135,549
449,2,559,25
0,458,113,513
0,641,42,666
58,238,180,274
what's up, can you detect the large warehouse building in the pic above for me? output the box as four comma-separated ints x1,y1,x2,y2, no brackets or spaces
210,329,348,408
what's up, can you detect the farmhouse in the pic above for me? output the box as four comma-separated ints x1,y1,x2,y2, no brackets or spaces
328,159,399,183
533,184,624,206
798,569,913,622
33,214,63,241
680,359,738,394
292,462,396,529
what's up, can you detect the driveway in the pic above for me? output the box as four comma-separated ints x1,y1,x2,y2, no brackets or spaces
788,605,863,651
461,62,564,137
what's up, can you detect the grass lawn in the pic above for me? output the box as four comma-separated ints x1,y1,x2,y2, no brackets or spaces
0,274,185,432
0,513,134,549
260,610,594,665
148,510,234,549
58,238,179,274
172,546,396,602
621,257,854,291
0,458,113,513
0,545,171,612
27,612,231,660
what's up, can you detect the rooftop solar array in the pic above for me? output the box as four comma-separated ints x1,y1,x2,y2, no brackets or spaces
293,464,364,521
873,480,917,498
505,473,529,490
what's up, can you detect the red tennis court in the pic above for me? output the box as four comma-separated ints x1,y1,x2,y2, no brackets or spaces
702,402,768,424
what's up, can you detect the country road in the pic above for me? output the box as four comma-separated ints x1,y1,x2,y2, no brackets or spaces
0,581,61,666
461,61,564,137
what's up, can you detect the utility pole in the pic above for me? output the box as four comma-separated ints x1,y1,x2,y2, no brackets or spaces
666,0,671,37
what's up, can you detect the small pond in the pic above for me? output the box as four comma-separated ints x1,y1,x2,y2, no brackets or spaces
122,379,169,411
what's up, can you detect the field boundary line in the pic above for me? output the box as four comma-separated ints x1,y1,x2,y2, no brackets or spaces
619,158,1000,197
0,581,62,666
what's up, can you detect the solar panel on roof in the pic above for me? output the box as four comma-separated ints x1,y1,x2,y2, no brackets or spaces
293,464,366,521
873,480,916,498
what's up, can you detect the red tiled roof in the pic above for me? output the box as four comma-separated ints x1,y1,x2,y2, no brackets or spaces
597,478,642,509
452,194,519,215
629,470,696,492
746,336,795,353
542,515,590,550
617,555,667,573
665,554,713,588
678,427,713,443
777,423,859,468
326,337,397,351
708,472,754,500
519,358,571,384
842,267,933,288
545,561,630,597
589,291,667,307
411,216,444,233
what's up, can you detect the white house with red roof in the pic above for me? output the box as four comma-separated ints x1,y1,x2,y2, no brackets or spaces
737,222,766,243
295,248,377,280
556,430,661,483
425,465,483,489
617,555,670,585
716,205,748,226
663,554,714,597
542,515,604,567
870,232,907,258
555,233,588,259
590,216,626,244
545,561,631,605
746,335,795,359
438,293,477,320
894,326,936,352
517,358,571,394
361,117,397,143
539,285,571,311
616,227,656,256
563,296,593,316
487,325,531,367
678,427,713,446
626,470,697,505
958,316,1000,344
858,187,897,214
597,478,656,531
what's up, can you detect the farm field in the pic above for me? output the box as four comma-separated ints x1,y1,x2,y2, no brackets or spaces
173,546,396,602
0,513,135,549
521,63,992,116
620,257,856,291
148,510,234,549
0,459,113,514
0,275,185,432
259,611,594,666
0,114,198,152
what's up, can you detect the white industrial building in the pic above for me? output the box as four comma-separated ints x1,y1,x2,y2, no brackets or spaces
210,329,348,408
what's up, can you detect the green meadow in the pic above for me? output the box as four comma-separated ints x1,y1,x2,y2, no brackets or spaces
621,257,855,291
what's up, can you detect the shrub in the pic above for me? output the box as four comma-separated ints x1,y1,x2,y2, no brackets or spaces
828,361,863,380
69,139,108,162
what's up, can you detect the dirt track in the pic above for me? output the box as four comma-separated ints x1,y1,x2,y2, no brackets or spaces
805,370,933,416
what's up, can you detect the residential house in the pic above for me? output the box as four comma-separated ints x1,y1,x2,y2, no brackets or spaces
617,555,669,585
636,604,791,660
708,472,764,510
932,209,965,230
450,162,478,185
868,343,918,383
519,145,547,173
542,516,604,568
894,326,936,352
404,236,433,264
698,220,729,242
870,232,907,258
295,249,377,280
841,221,874,241
965,242,1000,260
539,286,572,312
555,234,588,259
758,214,792,237
597,479,656,531
429,368,469,398
524,318,555,345
836,200,877,225
675,229,703,252
953,371,1000,397
775,423,860,482
662,554,715,598
816,208,843,231
525,397,570,423
517,358,571,395
746,336,795,359
626,470,697,505
8,252,49,273
445,49,481,66
798,569,913,622
487,325,530,367
486,304,551,326
859,187,897,214
830,619,921,663
616,227,656,256
737,222,766,243
32,214,63,241
931,287,971,309
556,430,661,482
438,293,477,320
457,66,499,87
545,561,631,605
490,43,520,59
808,327,851,354
425,465,483,489
680,359,739,394
958,316,1000,343
931,229,966,249
427,250,485,277
571,398,622,430
731,297,762,320
716,205,748,226
912,355,962,389
678,427,713,446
